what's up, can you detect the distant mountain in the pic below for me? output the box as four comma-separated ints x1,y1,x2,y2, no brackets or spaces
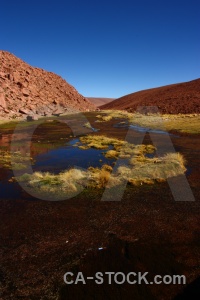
87,97,116,107
0,51,96,120
101,79,200,114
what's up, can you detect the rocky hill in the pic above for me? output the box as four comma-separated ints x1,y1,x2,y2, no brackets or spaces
101,79,200,114
0,51,96,120
87,97,115,107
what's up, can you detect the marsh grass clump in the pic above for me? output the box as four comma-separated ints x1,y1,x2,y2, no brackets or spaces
96,115,102,119
16,164,115,195
88,164,122,188
96,115,113,122
90,167,111,188
83,122,93,129
78,145,90,150
0,150,34,170
119,144,155,159
105,150,119,159
96,110,134,122
79,134,125,150
121,151,186,185
17,168,88,197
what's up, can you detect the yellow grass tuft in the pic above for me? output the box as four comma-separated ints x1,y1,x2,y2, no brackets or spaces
83,122,92,129
0,150,34,170
162,152,186,168
102,164,113,172
79,134,125,150
105,150,119,159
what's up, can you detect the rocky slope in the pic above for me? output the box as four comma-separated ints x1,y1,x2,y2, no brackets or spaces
101,79,200,114
0,51,96,120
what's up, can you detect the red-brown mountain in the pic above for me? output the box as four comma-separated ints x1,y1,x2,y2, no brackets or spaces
87,97,116,107
101,79,200,114
0,51,96,120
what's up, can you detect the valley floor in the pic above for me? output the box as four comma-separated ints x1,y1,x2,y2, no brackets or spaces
0,112,200,299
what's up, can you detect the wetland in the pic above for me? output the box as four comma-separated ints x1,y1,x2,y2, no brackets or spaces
0,111,200,299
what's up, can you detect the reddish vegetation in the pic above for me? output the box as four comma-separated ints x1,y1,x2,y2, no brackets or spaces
87,97,115,107
101,79,200,114
0,51,96,120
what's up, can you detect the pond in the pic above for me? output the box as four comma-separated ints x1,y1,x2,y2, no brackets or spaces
33,138,115,173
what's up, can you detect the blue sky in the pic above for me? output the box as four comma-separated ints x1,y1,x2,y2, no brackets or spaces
0,0,199,98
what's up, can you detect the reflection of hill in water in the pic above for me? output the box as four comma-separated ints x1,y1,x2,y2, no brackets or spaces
0,134,11,148
0,167,11,181
0,131,66,157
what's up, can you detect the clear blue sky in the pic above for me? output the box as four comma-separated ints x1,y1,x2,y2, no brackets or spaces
0,0,199,98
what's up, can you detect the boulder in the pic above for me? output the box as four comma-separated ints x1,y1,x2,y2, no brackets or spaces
19,108,30,115
22,88,30,96
52,107,64,116
27,115,38,121
12,71,21,83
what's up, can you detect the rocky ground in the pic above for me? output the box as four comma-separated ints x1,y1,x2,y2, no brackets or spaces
101,79,200,114
0,51,96,121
